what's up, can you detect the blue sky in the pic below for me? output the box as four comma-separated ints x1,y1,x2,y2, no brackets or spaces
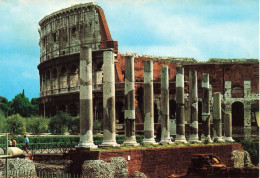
0,0,259,101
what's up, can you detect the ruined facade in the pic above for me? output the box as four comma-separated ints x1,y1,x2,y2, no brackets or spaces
38,3,259,138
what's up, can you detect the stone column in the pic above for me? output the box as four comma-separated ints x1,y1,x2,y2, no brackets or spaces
100,50,119,147
175,65,187,143
78,46,97,148
160,65,173,144
123,56,139,146
201,73,212,142
224,113,234,142
213,92,224,142
143,60,157,144
189,70,200,142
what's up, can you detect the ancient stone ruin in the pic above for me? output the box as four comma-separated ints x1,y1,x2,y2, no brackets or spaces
37,2,259,143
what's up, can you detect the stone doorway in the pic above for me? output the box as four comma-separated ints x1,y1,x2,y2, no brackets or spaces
232,101,244,136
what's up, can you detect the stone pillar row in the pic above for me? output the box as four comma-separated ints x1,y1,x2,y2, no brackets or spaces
78,52,234,148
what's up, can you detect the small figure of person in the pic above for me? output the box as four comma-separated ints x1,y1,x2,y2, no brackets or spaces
11,139,17,147
22,135,29,153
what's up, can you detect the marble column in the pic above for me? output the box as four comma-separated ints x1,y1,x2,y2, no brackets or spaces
100,50,119,147
123,56,139,146
175,65,187,143
143,60,157,144
78,46,97,148
224,113,234,142
213,92,224,142
189,70,200,142
201,73,212,142
160,65,173,144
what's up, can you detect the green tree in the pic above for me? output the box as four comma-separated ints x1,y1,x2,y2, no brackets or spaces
30,98,39,116
0,110,7,132
26,116,50,134
49,112,72,134
10,92,37,117
6,114,26,134
0,96,11,117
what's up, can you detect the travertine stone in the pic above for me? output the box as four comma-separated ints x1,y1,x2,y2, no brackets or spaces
100,50,119,147
189,70,200,142
224,113,234,142
123,56,139,146
175,65,187,143
143,60,157,144
213,92,224,142
78,46,97,148
201,73,212,142
160,65,173,144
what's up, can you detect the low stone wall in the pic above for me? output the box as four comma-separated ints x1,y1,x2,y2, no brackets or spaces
66,143,243,177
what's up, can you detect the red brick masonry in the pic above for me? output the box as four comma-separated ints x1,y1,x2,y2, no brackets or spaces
66,143,243,177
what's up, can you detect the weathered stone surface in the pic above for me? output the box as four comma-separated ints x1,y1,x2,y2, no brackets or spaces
143,60,156,144
131,171,148,178
82,160,114,178
78,46,97,148
35,160,72,174
110,157,128,178
160,65,172,144
231,150,253,168
123,56,138,146
175,65,187,143
189,70,199,142
101,50,119,147
0,158,37,177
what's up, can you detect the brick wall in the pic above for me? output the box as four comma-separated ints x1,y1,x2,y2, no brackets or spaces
99,143,242,177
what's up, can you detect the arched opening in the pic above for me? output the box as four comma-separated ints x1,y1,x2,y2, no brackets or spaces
116,101,124,124
52,68,58,90
198,101,202,123
69,103,78,117
50,104,56,117
232,101,244,136
59,104,66,112
69,64,78,87
169,100,176,119
154,103,159,123
60,66,67,89
137,87,144,121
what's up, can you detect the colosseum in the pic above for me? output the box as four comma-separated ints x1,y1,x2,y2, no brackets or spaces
38,2,259,138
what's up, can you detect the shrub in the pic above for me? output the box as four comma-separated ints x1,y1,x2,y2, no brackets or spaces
6,114,26,134
0,110,7,132
68,116,79,134
49,112,72,134
26,117,50,134
241,139,259,165
93,120,103,134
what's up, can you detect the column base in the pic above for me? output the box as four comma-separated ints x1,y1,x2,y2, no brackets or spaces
143,138,157,145
223,136,235,142
122,141,140,146
213,137,225,142
175,135,187,143
201,135,213,143
159,139,174,144
189,134,201,143
100,140,120,147
77,142,98,149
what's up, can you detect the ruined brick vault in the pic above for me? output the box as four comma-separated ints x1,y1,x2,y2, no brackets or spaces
38,3,259,138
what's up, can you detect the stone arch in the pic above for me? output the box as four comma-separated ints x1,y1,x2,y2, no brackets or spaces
116,101,124,124
60,66,67,89
69,103,78,117
232,101,244,136
137,87,144,120
69,64,78,87
198,101,202,123
154,102,159,123
169,100,176,119
52,68,58,90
